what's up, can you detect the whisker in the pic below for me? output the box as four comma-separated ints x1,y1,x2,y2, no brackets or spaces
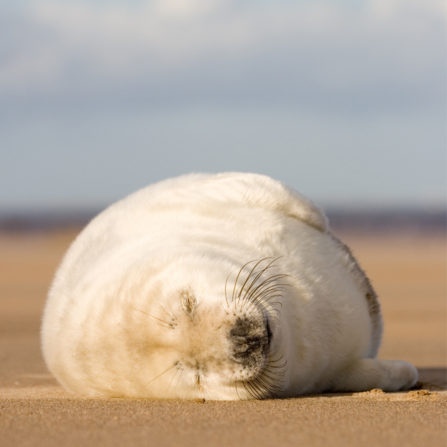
263,366,287,377
256,374,278,394
260,299,283,308
131,307,173,329
265,359,287,370
173,369,184,396
255,285,289,299
252,293,284,311
259,291,286,301
236,258,273,306
166,299,178,321
230,372,243,401
225,271,232,308
221,301,229,315
154,295,175,321
253,291,284,306
242,380,258,399
250,286,287,313
241,265,278,299
139,363,177,394
244,275,290,305
239,259,280,306
238,348,288,400
232,259,259,305
268,346,286,362
248,378,266,399
166,367,180,397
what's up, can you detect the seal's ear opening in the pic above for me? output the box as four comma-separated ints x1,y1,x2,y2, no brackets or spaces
181,290,197,317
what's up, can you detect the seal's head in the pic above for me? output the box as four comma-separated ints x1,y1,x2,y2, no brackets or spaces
117,256,287,400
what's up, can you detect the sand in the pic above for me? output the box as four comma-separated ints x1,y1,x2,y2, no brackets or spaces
0,229,446,447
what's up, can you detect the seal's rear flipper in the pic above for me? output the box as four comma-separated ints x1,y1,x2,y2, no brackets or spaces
331,359,418,392
181,173,328,233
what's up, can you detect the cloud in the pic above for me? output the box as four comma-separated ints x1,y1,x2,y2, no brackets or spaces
1,0,445,113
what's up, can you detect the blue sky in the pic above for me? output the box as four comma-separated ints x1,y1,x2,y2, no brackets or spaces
1,0,445,212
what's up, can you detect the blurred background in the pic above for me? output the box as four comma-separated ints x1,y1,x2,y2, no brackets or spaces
0,0,445,220
0,0,445,395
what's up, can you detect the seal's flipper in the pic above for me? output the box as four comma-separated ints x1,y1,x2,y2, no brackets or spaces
331,359,418,392
167,173,328,232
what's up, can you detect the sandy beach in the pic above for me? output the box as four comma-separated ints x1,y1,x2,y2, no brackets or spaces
1,229,445,447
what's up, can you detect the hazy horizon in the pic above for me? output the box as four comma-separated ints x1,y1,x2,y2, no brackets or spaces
1,0,445,212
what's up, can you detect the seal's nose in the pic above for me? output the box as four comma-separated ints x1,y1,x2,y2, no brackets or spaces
229,316,269,370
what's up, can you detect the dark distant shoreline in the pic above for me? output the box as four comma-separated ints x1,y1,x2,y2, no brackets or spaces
0,208,445,234
326,209,446,234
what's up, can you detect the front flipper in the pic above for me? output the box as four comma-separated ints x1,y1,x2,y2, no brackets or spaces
332,359,418,392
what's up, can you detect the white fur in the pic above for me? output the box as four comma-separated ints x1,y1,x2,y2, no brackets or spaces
41,173,417,399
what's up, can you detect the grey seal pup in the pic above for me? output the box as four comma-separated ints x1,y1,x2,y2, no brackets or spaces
41,173,418,399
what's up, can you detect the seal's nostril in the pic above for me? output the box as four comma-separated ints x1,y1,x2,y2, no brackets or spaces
230,316,263,337
266,319,272,346
231,335,248,345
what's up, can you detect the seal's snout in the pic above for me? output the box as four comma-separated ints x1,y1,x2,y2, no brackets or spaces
229,316,269,376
